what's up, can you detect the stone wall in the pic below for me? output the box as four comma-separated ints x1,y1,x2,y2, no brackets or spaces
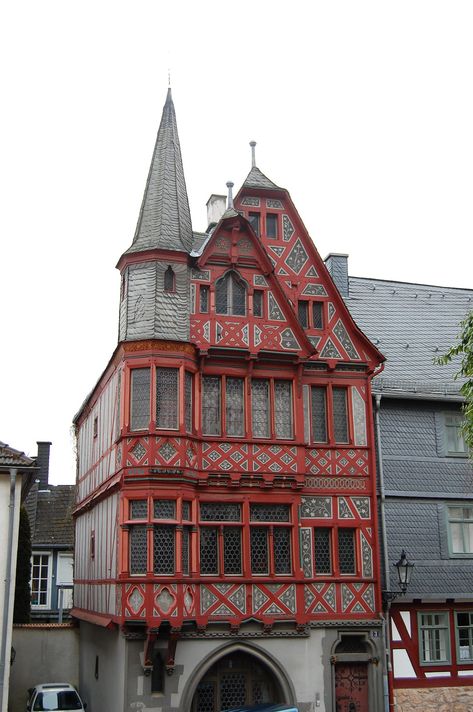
395,686,473,712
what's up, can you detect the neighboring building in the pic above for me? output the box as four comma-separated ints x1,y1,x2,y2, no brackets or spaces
25,442,75,620
0,441,36,711
72,89,387,712
344,269,473,711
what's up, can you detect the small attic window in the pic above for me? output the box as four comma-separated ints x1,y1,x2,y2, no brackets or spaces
93,416,98,438
164,266,175,292
249,212,260,237
266,213,278,238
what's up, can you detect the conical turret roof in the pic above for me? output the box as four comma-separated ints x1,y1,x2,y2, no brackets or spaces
126,88,193,254
242,165,282,191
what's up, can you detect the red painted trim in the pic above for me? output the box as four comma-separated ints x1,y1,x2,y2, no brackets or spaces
71,607,116,629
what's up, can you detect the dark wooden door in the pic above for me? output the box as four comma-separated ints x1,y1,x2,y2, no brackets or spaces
335,662,369,712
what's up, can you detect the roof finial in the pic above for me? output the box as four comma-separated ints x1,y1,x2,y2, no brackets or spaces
226,181,234,209
250,140,257,168
168,67,171,87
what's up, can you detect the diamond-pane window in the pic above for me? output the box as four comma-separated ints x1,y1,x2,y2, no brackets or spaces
312,302,323,329
153,525,175,574
266,213,278,238
202,376,221,435
274,527,291,574
253,290,264,317
156,367,179,429
164,265,175,292
223,528,242,575
200,527,218,575
185,372,193,433
250,504,290,522
251,527,268,574
130,500,147,519
130,526,147,575
130,368,150,431
311,386,327,443
314,528,332,574
274,381,293,439
182,526,190,575
338,528,356,574
216,271,247,316
333,387,349,443
153,499,176,520
200,502,241,521
200,286,209,313
298,301,309,329
249,212,260,237
221,672,247,711
251,380,270,438
182,501,191,521
226,378,244,437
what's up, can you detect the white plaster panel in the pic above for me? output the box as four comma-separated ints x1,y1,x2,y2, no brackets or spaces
400,610,411,636
391,619,402,642
458,670,473,676
392,648,416,678
425,671,451,678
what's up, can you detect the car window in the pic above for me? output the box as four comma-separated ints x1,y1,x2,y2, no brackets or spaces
33,691,82,711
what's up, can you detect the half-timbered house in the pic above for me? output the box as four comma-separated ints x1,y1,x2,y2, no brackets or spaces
72,89,386,712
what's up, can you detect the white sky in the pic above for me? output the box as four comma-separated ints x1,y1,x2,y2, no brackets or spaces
1,1,472,484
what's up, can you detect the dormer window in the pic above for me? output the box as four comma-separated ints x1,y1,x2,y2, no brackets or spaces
164,266,175,292
215,271,247,316
266,213,278,238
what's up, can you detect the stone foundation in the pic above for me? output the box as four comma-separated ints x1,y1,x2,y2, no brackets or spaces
395,686,473,712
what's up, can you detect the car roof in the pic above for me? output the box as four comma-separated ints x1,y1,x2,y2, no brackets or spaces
34,684,76,691
222,706,298,712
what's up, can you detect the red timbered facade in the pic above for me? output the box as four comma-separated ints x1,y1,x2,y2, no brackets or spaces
73,89,386,712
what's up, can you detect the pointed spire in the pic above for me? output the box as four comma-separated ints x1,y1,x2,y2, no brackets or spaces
126,88,193,254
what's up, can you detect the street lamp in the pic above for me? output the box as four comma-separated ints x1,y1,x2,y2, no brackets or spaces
382,550,414,604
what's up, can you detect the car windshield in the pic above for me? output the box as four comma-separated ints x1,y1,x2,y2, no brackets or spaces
33,691,82,711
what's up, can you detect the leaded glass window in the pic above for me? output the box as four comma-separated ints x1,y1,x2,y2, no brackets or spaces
251,379,270,438
182,526,191,575
249,212,260,237
253,290,263,317
333,387,348,443
274,527,291,574
185,371,193,432
153,525,175,574
182,501,191,521
311,386,327,443
223,528,242,575
130,499,148,519
200,502,241,521
153,499,176,520
215,271,247,316
314,528,332,574
130,368,150,431
202,376,221,435
226,378,244,437
266,213,278,238
130,526,147,575
250,527,268,574
200,527,218,575
312,302,323,329
250,504,290,522
274,380,293,439
164,266,175,292
298,301,309,329
200,286,209,313
338,528,356,574
156,367,179,429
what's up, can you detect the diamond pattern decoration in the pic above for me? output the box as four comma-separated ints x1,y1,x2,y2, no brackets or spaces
285,239,309,274
304,582,337,614
301,283,327,296
280,328,300,350
201,583,247,616
305,448,369,478
320,338,342,359
155,586,176,614
159,441,177,462
252,584,296,616
305,265,319,277
127,586,144,615
333,319,360,360
268,292,285,320
131,441,146,461
282,215,295,241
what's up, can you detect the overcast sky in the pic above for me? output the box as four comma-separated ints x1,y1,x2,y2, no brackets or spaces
1,1,472,484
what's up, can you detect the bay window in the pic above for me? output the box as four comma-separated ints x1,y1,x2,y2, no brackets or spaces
310,385,350,444
128,366,192,433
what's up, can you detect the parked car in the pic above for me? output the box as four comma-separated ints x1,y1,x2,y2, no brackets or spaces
222,706,298,712
27,683,86,712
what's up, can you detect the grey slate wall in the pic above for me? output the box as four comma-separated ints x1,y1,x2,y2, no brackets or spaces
119,260,190,342
378,397,473,599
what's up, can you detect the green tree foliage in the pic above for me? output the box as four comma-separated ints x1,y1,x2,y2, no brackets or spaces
436,311,473,454
13,506,32,623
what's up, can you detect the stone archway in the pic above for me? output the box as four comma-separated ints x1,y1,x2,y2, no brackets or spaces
183,643,294,712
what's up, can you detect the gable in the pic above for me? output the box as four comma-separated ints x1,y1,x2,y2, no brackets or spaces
234,189,383,370
190,213,313,357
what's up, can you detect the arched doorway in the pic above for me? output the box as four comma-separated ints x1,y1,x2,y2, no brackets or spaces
191,650,284,712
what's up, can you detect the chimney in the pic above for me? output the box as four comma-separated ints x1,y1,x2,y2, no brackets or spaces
206,194,226,232
36,441,52,490
324,253,349,298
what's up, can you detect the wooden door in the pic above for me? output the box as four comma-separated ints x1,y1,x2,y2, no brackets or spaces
335,662,369,712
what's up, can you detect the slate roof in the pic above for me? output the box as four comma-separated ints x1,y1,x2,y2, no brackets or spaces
0,441,35,469
346,277,473,396
125,88,193,255
25,482,75,548
242,166,282,191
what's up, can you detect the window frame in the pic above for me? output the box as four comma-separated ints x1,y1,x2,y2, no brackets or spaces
30,551,52,609
201,374,245,438
444,413,468,456
265,213,278,239
251,377,294,441
215,271,247,316
164,265,176,293
455,611,473,663
248,212,261,237
198,502,243,577
249,503,293,577
309,383,352,445
418,611,451,666
128,365,192,435
447,504,473,557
